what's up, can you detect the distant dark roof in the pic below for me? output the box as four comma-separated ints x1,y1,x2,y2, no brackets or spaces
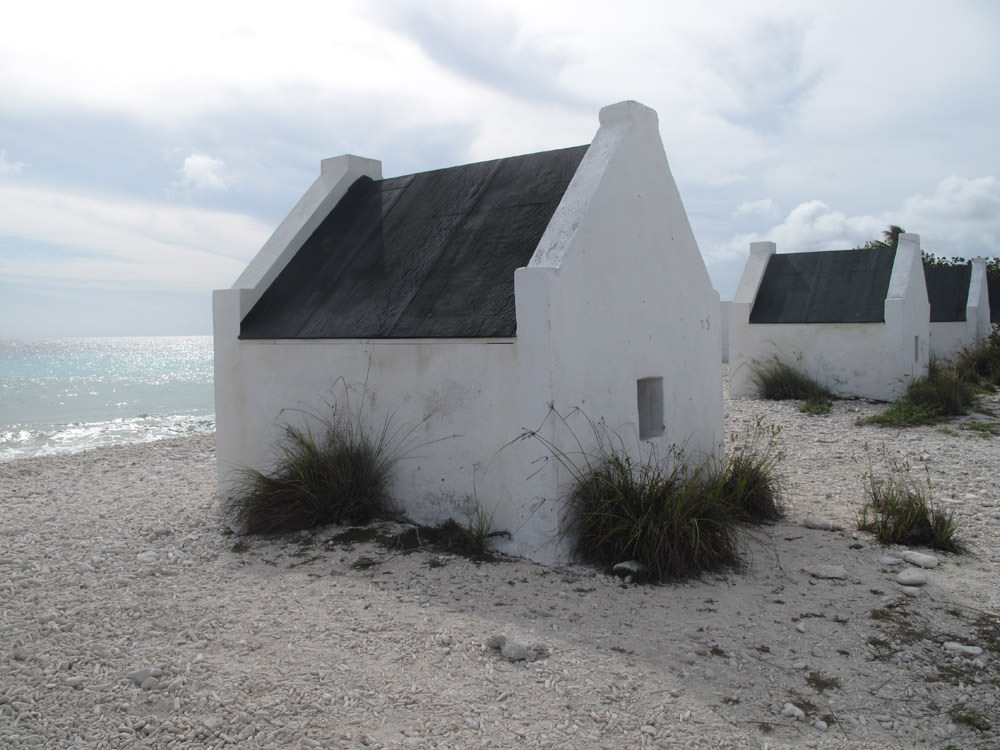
989,277,1000,324
924,265,970,323
749,247,896,324
240,145,589,340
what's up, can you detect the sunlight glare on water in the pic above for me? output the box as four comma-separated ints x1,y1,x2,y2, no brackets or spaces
0,336,215,460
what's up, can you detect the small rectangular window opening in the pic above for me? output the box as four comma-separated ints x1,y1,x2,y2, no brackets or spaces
637,377,664,440
914,335,920,362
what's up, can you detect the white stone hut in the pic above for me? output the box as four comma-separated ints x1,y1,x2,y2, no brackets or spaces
926,258,992,361
728,234,929,401
213,100,723,564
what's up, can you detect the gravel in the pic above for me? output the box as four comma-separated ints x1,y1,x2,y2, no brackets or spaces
2,373,999,749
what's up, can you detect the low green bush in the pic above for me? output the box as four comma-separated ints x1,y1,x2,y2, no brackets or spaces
955,324,1000,388
226,414,396,535
862,360,974,427
718,419,785,523
856,445,961,552
568,448,743,582
552,418,784,583
751,357,834,412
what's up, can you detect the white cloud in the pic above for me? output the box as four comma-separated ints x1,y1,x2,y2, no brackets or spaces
0,149,24,176
178,154,228,192
733,199,778,221
0,184,272,290
1,0,998,331
900,176,1000,223
710,176,1000,267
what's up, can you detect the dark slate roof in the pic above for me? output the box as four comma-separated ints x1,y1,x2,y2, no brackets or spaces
749,247,896,324
240,145,589,339
989,277,1000,324
924,265,970,323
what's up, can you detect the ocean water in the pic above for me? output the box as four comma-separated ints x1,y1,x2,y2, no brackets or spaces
0,336,215,461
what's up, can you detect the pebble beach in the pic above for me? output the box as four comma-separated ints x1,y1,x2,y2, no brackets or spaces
2,377,1000,749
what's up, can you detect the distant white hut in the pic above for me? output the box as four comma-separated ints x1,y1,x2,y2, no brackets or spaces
926,258,992,361
728,234,930,401
213,100,723,564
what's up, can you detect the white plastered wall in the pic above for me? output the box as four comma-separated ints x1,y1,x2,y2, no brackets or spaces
929,258,991,361
213,100,722,564
720,300,731,363
729,234,930,401
506,100,723,559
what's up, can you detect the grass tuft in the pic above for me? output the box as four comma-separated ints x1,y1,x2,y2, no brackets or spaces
861,361,975,427
751,357,834,412
530,413,784,583
226,412,396,535
718,418,785,524
954,324,1000,388
568,446,743,582
856,444,962,552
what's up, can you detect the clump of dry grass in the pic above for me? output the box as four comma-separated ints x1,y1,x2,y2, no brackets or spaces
856,444,962,552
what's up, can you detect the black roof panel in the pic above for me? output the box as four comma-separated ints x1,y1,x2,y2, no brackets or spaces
924,265,970,323
240,145,588,339
749,247,896,324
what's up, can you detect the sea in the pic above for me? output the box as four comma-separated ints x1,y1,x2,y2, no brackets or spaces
0,336,215,462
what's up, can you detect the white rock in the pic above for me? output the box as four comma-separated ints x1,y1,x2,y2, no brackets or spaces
803,516,835,531
781,703,806,720
896,568,927,586
489,635,548,662
880,555,903,566
126,668,152,685
943,642,983,657
899,585,922,597
809,564,847,580
500,641,532,661
900,550,939,569
136,551,157,564
612,560,644,575
813,720,828,731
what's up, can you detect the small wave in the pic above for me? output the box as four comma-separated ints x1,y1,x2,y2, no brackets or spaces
0,413,216,462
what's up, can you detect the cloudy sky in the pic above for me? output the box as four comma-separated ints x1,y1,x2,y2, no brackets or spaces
1,0,998,338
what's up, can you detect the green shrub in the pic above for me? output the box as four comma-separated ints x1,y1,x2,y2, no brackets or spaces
718,419,785,523
799,399,832,415
862,360,975,427
906,360,974,414
856,445,961,552
568,447,743,582
226,414,396,535
955,324,1000,388
751,357,834,410
451,499,508,561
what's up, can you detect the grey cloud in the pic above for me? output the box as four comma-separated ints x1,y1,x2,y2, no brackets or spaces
708,17,824,135
0,149,24,176
901,176,1000,222
371,0,592,109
